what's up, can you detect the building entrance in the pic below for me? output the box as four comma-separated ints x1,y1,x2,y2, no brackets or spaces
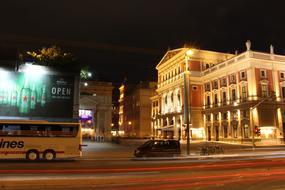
208,126,211,141
215,126,219,141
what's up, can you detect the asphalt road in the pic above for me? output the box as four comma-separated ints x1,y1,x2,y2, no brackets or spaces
1,140,285,190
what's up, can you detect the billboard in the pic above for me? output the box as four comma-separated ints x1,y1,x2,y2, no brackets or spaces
0,69,75,118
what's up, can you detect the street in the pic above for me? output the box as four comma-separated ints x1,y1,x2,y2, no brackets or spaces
1,140,285,189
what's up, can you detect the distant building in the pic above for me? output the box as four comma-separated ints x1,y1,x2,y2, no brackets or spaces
119,81,156,138
151,42,285,144
111,101,120,133
80,81,113,140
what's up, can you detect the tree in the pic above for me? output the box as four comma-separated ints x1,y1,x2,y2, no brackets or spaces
20,45,79,72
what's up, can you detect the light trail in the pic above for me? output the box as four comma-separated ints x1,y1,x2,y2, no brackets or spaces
97,170,285,190
0,159,284,174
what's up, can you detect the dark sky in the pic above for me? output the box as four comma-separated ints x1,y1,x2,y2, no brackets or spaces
0,0,285,84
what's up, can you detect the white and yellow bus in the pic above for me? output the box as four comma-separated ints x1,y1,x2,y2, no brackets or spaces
0,120,82,160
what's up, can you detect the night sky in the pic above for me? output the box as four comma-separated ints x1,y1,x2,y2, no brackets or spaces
0,0,285,85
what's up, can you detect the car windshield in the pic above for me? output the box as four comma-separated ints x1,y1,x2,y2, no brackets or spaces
139,140,153,148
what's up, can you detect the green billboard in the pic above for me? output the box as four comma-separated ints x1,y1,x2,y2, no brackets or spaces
0,70,74,118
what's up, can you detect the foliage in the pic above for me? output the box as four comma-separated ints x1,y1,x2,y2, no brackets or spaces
23,45,76,67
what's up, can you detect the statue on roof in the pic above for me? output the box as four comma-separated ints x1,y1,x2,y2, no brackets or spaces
246,40,251,51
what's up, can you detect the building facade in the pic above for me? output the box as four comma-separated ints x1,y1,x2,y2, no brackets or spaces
119,81,156,138
80,81,113,140
151,41,285,144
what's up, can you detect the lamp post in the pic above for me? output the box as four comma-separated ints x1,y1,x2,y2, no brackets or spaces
184,49,193,155
250,91,275,149
250,107,255,149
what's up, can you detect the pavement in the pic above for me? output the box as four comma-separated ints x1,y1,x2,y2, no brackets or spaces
82,139,285,160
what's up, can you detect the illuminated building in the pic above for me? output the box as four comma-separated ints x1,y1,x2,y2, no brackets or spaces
119,81,156,138
80,81,113,140
151,41,285,144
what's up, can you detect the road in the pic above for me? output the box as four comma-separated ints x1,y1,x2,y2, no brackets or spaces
1,140,285,189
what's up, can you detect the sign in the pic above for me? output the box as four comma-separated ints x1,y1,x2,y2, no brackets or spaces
79,109,92,120
0,70,74,118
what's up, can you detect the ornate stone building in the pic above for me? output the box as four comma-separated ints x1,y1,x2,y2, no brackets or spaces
151,41,285,144
80,81,113,140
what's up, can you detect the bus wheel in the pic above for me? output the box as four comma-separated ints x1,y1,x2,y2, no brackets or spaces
43,150,56,161
26,150,39,161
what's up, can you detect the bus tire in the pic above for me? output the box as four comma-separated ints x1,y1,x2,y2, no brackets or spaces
26,150,39,161
43,150,56,161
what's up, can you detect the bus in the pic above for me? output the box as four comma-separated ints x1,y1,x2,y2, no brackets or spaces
0,120,82,160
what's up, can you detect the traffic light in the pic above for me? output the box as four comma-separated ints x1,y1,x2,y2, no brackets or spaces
254,126,261,136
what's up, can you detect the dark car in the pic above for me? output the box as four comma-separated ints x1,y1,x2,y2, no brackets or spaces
134,140,181,157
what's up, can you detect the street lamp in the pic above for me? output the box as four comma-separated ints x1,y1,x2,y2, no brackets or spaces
184,49,193,155
250,91,276,149
250,107,255,148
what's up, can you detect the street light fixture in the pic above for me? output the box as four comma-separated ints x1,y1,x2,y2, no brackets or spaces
184,49,193,155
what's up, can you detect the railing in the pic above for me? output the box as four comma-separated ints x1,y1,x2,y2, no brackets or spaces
201,52,248,76
201,50,285,76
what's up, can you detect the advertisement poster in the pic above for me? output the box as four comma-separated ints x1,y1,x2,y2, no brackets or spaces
0,71,74,118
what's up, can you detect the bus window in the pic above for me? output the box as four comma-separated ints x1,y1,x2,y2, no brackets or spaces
0,123,79,137
2,125,21,136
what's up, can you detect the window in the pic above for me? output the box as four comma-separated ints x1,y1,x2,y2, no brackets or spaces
164,96,168,104
214,94,218,105
0,124,78,137
206,96,211,106
282,87,285,98
192,86,198,91
213,81,218,89
260,69,267,78
205,83,211,91
243,110,248,118
240,71,246,79
233,127,237,138
230,75,236,83
222,91,227,104
261,84,268,97
214,114,219,121
241,85,247,99
281,72,285,79
207,115,211,121
232,89,236,101
224,126,228,138
171,93,174,102
177,91,181,102
244,124,249,138
221,78,227,87
223,113,227,120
